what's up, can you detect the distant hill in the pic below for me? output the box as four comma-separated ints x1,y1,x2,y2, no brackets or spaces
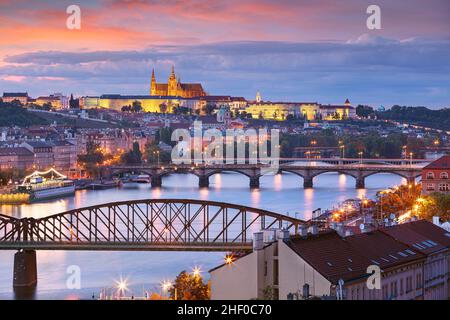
0,102,49,127
376,106,450,131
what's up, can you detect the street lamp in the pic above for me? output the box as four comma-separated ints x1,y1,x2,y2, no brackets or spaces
358,151,363,164
192,266,202,278
340,144,345,159
161,280,172,299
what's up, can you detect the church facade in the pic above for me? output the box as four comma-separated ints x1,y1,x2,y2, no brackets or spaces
150,66,206,98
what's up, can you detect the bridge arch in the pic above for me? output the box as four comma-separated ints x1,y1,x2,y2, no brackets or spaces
310,170,358,180
110,168,154,178
361,171,420,181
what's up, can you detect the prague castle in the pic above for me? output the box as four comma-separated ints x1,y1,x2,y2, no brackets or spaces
150,66,206,98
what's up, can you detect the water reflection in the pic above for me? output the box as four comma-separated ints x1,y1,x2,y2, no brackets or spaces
0,172,405,299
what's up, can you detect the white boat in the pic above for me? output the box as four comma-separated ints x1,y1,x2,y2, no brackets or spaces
130,174,151,184
17,168,75,202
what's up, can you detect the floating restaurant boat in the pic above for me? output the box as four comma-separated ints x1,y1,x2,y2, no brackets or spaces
16,168,75,202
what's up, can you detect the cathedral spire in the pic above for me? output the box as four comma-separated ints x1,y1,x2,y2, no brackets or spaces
169,65,176,81
150,68,156,95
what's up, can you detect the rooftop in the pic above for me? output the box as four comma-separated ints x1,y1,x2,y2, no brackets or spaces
423,155,450,170
3,92,28,97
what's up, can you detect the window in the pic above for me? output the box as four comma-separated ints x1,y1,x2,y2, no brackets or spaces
406,276,412,293
390,281,397,298
426,172,435,179
438,183,449,191
440,172,449,179
416,273,422,289
382,285,388,300
400,279,404,295
426,183,435,191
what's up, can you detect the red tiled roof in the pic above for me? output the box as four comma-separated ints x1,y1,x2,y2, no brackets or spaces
380,220,450,255
287,229,425,284
287,231,371,284
423,155,450,170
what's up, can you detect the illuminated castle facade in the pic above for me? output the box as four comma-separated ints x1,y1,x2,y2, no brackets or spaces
150,66,206,98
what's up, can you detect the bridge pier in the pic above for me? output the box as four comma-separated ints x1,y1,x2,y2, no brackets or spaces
303,177,313,189
249,176,260,189
407,177,416,185
356,177,365,189
151,175,162,188
13,250,37,288
199,175,209,188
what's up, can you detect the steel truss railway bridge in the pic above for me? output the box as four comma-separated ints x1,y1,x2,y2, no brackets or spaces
107,160,426,189
0,199,303,288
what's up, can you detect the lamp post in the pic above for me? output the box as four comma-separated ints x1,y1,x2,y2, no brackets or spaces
340,144,345,159
434,139,439,159
358,151,363,165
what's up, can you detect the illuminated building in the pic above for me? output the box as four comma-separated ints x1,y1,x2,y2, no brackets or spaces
150,66,206,98
80,95,200,113
210,221,448,300
421,155,449,194
245,92,355,121
35,93,69,109
2,92,29,105
246,101,320,121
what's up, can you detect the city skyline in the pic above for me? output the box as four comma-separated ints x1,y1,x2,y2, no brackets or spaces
0,0,450,108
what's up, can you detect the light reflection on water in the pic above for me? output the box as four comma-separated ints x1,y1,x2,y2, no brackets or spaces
0,172,405,299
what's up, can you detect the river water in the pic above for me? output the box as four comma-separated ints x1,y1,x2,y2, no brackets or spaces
0,171,406,299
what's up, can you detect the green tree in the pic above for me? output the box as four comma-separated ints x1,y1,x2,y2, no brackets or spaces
145,142,171,164
131,100,142,112
120,142,142,164
77,140,104,178
356,105,375,118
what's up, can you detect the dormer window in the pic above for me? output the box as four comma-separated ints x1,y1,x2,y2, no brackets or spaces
426,172,434,179
440,172,448,179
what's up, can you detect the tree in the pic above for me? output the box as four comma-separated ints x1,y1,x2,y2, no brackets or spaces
120,142,142,165
418,192,450,221
131,100,142,113
77,140,104,178
145,142,171,164
169,271,210,300
202,103,216,115
356,105,375,118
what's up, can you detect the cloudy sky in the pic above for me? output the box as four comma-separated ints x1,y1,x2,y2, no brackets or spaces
0,0,449,108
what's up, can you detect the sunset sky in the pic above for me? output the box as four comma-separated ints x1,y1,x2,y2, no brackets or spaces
0,0,449,107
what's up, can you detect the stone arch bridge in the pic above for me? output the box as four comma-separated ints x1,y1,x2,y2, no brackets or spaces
107,163,423,189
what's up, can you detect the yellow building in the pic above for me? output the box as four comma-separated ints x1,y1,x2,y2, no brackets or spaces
150,66,206,98
245,93,355,121
81,94,199,113
246,102,320,120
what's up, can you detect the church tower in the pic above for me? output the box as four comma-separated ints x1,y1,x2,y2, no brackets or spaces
150,68,156,95
256,91,262,103
167,65,178,96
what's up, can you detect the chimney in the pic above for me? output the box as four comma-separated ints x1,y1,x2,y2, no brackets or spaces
433,216,441,226
277,229,290,241
253,232,264,251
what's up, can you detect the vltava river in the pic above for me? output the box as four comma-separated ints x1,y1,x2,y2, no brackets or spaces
0,172,406,299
